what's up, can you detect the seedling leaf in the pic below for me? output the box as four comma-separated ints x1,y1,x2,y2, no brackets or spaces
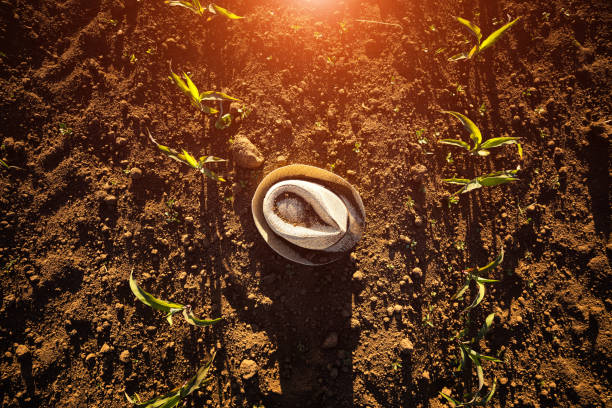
129,270,185,325
180,351,216,396
463,281,485,313
182,149,200,168
477,313,495,340
475,361,484,391
443,178,471,185
209,3,243,19
442,111,482,148
453,283,470,300
440,391,463,406
0,159,9,169
448,52,469,62
484,378,498,403
456,17,482,43
479,17,521,53
439,139,470,149
182,306,222,327
479,137,520,150
199,91,240,102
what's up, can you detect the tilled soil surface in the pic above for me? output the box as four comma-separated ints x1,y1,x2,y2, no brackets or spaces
0,0,610,407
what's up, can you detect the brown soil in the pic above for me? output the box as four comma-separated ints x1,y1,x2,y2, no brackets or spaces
0,0,610,407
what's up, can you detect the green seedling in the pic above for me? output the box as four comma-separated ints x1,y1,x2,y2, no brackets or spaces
126,351,216,407
444,169,519,197
441,314,500,406
129,270,222,326
440,111,522,157
449,16,521,61
169,70,240,127
440,251,504,406
453,250,503,313
59,123,73,135
391,361,403,371
165,1,243,20
148,129,226,182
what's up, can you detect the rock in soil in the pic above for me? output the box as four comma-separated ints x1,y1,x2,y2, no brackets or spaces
322,332,338,349
231,135,264,169
239,359,258,380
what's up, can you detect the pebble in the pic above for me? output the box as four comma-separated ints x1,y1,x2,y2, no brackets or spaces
322,332,338,349
15,344,29,359
410,164,428,181
130,167,142,179
85,353,96,363
100,343,111,354
119,350,130,363
239,359,258,380
352,271,364,282
103,195,117,206
399,338,414,353
411,267,423,278
231,135,264,169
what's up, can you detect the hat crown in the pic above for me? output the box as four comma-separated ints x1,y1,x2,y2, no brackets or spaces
263,180,348,251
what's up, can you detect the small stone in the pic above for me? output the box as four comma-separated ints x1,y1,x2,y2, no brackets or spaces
130,167,142,179
410,164,428,181
15,345,29,359
115,137,128,147
421,370,430,380
239,359,258,380
85,353,96,364
350,318,361,330
399,338,414,353
352,271,364,282
103,195,117,206
119,350,130,363
231,135,264,169
386,306,394,317
322,332,338,349
394,304,403,313
411,267,423,278
180,234,190,245
100,343,111,354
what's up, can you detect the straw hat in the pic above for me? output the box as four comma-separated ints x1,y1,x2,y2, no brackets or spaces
252,164,366,265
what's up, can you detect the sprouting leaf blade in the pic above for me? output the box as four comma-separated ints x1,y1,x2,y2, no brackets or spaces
439,139,470,150
448,52,469,61
129,270,185,320
442,111,482,148
182,307,222,327
456,17,482,43
484,378,498,403
180,351,216,397
443,178,471,185
479,137,520,150
475,361,484,390
479,17,521,53
182,149,200,169
209,3,243,19
199,91,240,102
453,283,470,300
477,313,495,340
182,73,200,102
440,391,464,406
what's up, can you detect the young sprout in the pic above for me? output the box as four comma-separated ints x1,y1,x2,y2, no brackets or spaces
129,270,222,326
453,250,503,313
449,16,521,61
444,169,519,197
126,351,216,407
440,111,522,158
148,129,227,182
165,1,243,20
169,70,240,129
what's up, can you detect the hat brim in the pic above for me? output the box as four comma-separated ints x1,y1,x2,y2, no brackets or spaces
251,164,366,266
